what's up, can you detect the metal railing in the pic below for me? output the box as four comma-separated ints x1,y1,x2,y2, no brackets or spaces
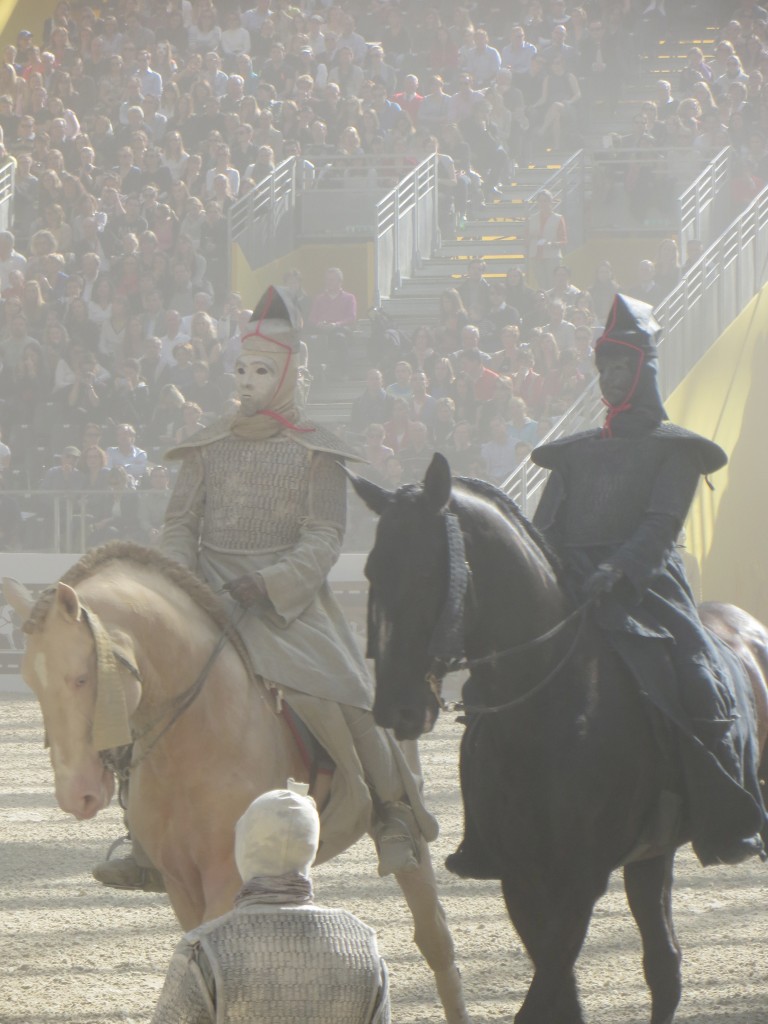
0,159,14,232
678,146,732,248
589,144,730,239
227,154,439,290
373,154,439,305
2,491,109,553
227,156,298,271
504,182,768,515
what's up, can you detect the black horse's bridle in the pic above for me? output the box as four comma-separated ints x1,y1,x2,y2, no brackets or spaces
425,510,592,717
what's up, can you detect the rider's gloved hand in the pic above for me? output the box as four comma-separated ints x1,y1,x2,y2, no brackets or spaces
584,563,623,600
222,573,269,608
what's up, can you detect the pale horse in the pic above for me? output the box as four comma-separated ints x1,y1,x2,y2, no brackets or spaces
3,541,469,1023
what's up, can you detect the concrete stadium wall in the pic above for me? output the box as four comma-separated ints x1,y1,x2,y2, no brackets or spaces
665,288,768,623
231,241,376,313
563,234,672,292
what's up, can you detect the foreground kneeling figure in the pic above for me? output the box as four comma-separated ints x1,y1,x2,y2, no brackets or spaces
152,785,390,1024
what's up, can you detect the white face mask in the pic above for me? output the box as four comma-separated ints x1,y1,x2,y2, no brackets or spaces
235,350,282,414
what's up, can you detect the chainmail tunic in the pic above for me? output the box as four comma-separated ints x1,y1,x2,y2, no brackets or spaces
168,435,346,555
152,903,389,1024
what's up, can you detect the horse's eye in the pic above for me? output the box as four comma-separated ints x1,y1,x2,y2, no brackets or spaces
74,675,88,688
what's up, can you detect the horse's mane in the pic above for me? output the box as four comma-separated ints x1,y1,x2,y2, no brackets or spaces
453,475,564,581
24,542,252,670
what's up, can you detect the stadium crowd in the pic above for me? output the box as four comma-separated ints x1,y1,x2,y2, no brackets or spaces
0,0,762,551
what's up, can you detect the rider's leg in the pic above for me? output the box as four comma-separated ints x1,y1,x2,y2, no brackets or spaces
340,704,438,876
92,772,165,892
280,687,437,876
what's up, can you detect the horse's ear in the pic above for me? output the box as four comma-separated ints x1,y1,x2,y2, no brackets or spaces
423,453,453,513
2,578,34,622
55,582,82,623
342,462,393,516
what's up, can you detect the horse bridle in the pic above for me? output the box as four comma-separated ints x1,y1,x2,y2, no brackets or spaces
98,606,248,781
425,509,592,717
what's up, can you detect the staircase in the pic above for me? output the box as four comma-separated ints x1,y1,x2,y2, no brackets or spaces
307,7,720,426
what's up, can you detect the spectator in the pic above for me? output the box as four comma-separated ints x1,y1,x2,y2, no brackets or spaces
383,396,419,453
173,400,205,444
624,259,663,306
40,444,83,490
138,463,172,544
463,28,502,88
430,356,456,401
0,231,27,289
435,287,470,354
0,469,21,550
399,419,434,482
481,414,522,483
530,54,581,151
527,189,567,288
502,24,538,78
452,323,491,365
456,258,493,317
445,419,483,476
409,371,438,430
348,368,394,435
89,464,142,544
542,300,576,350
106,422,147,482
490,323,523,375
655,237,683,298
360,422,395,481
588,259,620,321
308,266,357,379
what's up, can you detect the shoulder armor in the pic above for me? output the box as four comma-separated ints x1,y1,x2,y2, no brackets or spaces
533,425,727,475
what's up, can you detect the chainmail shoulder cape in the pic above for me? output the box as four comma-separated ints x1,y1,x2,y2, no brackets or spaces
165,415,364,463
533,424,727,476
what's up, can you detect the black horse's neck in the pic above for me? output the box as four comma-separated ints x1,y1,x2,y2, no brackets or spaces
452,481,567,676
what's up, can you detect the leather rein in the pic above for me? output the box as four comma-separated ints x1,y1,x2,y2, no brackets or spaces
424,510,592,717
99,605,248,781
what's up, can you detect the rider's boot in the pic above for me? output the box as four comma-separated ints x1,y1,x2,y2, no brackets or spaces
373,800,421,877
92,835,166,892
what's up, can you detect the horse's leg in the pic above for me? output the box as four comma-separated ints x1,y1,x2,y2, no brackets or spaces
394,843,470,1024
163,874,206,932
623,852,681,1024
501,870,603,1024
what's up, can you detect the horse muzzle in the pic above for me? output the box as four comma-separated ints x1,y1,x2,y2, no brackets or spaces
54,759,115,819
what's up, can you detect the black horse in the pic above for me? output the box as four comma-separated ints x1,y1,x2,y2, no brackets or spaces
350,452,768,1024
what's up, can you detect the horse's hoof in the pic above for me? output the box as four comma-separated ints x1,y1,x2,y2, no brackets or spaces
92,855,166,892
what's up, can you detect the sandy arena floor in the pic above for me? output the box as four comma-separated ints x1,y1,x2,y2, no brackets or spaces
2,691,768,1024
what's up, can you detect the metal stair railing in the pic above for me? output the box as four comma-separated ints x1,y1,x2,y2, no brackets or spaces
504,183,768,516
678,146,732,249
373,154,439,306
227,156,298,273
0,159,14,231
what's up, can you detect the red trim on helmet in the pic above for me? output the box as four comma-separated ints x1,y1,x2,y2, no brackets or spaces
238,287,313,433
594,336,645,437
